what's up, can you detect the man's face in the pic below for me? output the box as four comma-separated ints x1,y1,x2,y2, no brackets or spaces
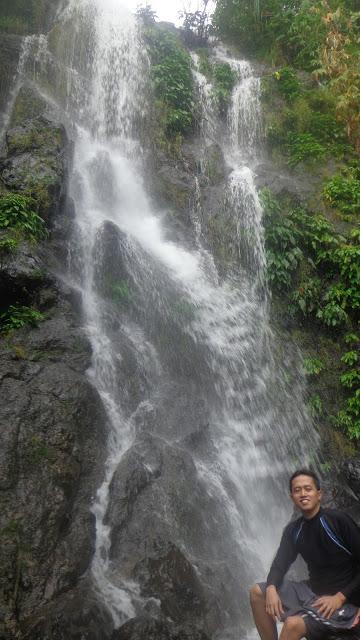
290,474,322,517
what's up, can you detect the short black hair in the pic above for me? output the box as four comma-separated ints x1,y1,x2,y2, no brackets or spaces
289,469,321,492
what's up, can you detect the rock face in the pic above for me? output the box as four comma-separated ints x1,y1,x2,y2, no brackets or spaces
113,616,210,640
0,85,108,639
0,34,22,116
1,86,69,224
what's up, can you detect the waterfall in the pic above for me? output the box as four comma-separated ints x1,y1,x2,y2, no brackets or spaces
14,3,316,637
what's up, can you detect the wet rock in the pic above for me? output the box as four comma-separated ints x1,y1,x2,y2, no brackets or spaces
0,293,108,630
92,221,131,298
9,85,49,128
105,435,250,637
112,616,210,640
0,34,22,116
156,160,194,215
0,237,50,306
0,86,70,224
133,543,207,623
0,86,108,638
343,458,360,502
254,161,321,203
20,583,113,640
201,143,227,185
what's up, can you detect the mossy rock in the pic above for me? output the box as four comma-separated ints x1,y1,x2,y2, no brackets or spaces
202,143,227,185
154,163,194,214
1,88,69,223
0,34,22,113
10,85,48,128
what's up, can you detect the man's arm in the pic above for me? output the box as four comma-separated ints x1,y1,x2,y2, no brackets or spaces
265,523,298,620
337,512,360,599
266,523,298,589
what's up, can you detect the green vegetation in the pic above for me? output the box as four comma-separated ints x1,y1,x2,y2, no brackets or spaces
0,194,47,241
213,1,360,150
0,0,49,34
304,357,324,376
323,169,360,217
308,394,323,417
273,67,302,102
0,237,19,261
196,49,237,112
26,435,56,464
263,70,351,169
262,184,360,441
212,62,237,113
197,48,237,112
144,25,194,139
111,281,132,306
263,191,360,329
0,305,44,334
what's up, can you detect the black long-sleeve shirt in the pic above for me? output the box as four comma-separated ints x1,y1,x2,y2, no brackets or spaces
266,508,360,604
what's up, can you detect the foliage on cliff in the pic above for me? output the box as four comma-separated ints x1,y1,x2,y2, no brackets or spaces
213,0,359,449
213,0,360,150
0,0,51,34
140,23,194,142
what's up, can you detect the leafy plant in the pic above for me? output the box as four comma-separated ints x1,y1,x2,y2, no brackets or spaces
303,357,324,376
196,48,213,77
336,387,360,439
345,333,359,345
291,278,321,316
212,62,237,113
309,394,323,417
323,173,360,216
0,194,46,240
340,369,360,389
286,133,327,167
145,26,194,136
0,236,18,256
341,351,358,366
262,189,303,290
0,305,44,334
273,67,301,101
316,298,348,328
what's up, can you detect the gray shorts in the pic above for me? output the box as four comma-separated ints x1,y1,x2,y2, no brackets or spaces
258,580,360,640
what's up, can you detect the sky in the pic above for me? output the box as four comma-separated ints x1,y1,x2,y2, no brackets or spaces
121,0,216,25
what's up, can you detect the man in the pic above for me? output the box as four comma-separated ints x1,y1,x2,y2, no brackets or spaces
250,469,360,640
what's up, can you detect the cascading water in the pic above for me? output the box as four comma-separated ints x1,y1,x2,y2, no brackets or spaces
14,2,317,637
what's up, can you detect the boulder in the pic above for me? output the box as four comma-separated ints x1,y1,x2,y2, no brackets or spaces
20,583,113,640
104,434,251,637
112,616,210,640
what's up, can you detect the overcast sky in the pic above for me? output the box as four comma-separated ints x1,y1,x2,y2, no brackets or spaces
121,0,216,25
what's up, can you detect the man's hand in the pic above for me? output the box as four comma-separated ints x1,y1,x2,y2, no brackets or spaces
266,585,284,621
314,592,346,619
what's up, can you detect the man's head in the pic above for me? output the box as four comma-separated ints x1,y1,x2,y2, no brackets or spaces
289,469,322,518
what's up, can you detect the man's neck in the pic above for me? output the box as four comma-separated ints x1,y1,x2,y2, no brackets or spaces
302,504,321,520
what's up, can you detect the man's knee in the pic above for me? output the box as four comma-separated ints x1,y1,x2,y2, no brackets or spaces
250,583,264,603
282,616,306,635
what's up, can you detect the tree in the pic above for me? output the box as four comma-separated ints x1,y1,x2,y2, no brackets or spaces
136,3,158,25
180,0,212,46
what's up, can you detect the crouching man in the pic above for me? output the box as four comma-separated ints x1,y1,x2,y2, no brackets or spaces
250,469,360,640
